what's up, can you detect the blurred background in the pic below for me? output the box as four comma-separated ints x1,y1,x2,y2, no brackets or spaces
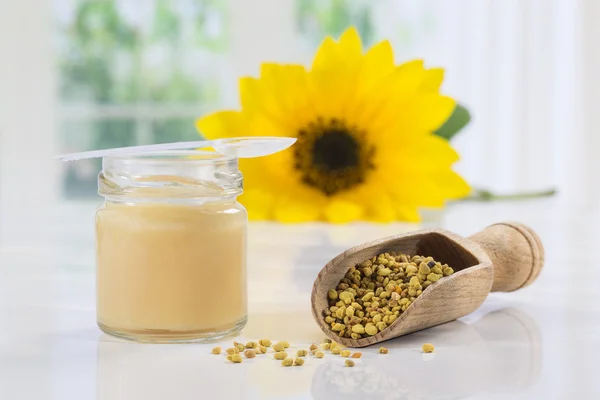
0,0,599,245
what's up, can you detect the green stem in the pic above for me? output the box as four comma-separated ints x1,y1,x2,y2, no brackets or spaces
461,188,557,202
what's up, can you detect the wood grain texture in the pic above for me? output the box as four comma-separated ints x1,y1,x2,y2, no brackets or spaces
468,222,544,292
310,222,544,348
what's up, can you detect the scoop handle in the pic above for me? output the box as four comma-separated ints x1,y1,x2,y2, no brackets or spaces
468,222,544,292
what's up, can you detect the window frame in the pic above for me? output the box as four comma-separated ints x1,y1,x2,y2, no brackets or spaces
52,0,301,202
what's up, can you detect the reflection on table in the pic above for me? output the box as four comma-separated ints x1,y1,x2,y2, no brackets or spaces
310,307,541,400
96,307,540,400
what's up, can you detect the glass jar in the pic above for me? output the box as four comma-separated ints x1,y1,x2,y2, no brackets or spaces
95,151,247,343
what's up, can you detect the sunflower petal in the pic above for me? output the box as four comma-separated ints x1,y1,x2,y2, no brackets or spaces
312,37,338,72
393,204,422,222
393,59,426,93
345,40,395,124
239,77,260,110
324,199,364,223
399,94,456,133
310,28,365,117
386,168,470,208
376,59,426,104
240,188,274,220
274,197,323,223
364,194,397,223
240,76,294,131
364,40,394,71
355,40,395,98
421,68,445,92
337,26,363,57
196,111,246,139
359,60,428,133
389,182,447,208
312,27,362,72
240,65,312,131
401,135,461,168
238,159,267,186
260,64,310,119
433,170,472,199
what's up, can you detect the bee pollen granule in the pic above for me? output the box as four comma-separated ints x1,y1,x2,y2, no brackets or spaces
281,358,293,367
272,342,286,352
228,354,243,363
422,343,435,353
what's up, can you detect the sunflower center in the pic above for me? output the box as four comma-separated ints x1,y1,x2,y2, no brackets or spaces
312,130,359,171
294,118,375,196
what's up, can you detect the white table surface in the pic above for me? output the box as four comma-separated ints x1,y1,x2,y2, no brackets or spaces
0,198,598,399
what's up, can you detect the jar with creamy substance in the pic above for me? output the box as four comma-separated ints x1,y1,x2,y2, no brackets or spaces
95,151,247,342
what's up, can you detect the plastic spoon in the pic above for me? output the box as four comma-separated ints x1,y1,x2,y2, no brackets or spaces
56,136,296,161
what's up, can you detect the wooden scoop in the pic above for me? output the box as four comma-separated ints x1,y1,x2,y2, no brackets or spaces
310,222,544,348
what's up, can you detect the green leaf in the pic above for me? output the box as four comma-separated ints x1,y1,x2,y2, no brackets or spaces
434,104,471,141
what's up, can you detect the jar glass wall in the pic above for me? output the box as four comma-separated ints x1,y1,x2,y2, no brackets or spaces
95,151,247,342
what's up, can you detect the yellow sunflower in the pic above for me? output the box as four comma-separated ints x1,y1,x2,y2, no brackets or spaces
196,27,470,223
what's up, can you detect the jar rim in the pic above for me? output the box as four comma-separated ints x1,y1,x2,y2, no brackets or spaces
99,150,243,201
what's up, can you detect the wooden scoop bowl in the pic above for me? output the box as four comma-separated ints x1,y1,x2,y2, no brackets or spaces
311,222,544,348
